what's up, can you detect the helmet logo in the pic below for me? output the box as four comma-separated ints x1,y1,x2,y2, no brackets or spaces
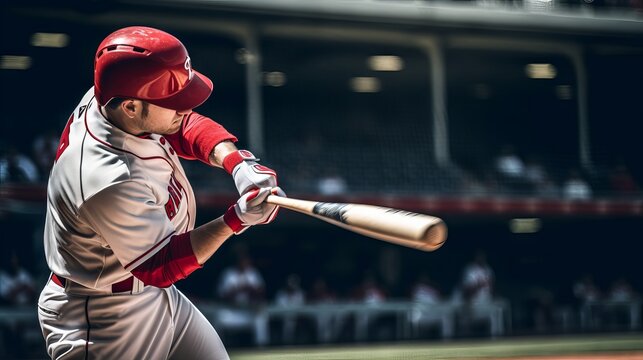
132,29,150,36
184,56,194,81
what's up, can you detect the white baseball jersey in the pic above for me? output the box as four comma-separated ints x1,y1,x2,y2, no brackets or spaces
44,88,195,289
38,88,230,359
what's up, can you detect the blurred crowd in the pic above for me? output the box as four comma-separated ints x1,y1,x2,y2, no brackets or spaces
3,132,640,202
192,247,640,345
459,143,641,199
1,240,640,354
1,129,641,353
266,140,642,199
0,130,59,185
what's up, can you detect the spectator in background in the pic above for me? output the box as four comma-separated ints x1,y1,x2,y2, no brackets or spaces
353,272,387,304
274,274,305,344
316,167,348,196
609,163,639,196
524,155,547,186
573,273,601,329
605,278,641,330
462,250,495,304
352,272,389,341
275,274,305,307
562,169,592,200
523,155,561,198
411,272,442,305
608,277,637,303
526,286,556,333
494,145,525,180
308,277,343,343
0,251,36,306
217,250,265,305
309,277,337,304
31,129,60,178
494,145,532,194
0,144,40,184
573,274,601,304
573,274,602,330
408,272,454,338
0,252,35,359
214,249,266,342
534,176,560,198
460,250,507,337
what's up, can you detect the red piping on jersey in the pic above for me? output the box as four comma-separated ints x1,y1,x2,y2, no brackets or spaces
84,98,174,169
124,232,175,270
83,96,193,249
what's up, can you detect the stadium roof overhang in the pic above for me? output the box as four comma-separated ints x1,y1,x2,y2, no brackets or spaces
127,0,643,38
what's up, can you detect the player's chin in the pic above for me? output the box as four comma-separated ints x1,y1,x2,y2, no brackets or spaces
166,126,181,134
165,122,182,134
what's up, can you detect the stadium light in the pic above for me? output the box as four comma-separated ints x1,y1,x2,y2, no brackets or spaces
368,55,404,71
31,32,69,48
264,71,287,87
525,63,557,79
1,55,32,70
349,77,381,93
509,218,542,233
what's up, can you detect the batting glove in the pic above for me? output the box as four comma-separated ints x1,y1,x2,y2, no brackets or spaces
223,187,286,234
223,150,279,196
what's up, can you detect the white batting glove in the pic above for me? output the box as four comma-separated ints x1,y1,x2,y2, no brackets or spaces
222,150,279,196
223,187,286,234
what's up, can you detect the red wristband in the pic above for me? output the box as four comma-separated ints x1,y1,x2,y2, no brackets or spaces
222,150,257,174
223,205,246,233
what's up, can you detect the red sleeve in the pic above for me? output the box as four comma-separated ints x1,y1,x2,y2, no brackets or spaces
165,112,238,164
131,232,202,288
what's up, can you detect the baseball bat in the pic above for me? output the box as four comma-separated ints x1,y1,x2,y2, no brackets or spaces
266,195,447,252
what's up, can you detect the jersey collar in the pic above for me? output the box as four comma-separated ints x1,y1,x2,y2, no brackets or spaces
85,95,170,160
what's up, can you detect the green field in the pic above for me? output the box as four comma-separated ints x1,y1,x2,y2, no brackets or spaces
229,333,643,360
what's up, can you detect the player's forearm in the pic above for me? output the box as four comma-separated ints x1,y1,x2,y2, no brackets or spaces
190,216,235,265
209,141,238,168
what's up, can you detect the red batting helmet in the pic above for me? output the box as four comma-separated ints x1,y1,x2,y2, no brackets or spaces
94,26,213,110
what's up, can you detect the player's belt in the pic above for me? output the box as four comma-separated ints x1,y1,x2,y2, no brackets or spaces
51,273,142,294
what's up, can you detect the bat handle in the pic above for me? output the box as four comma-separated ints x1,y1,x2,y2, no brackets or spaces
265,194,287,206
266,195,317,213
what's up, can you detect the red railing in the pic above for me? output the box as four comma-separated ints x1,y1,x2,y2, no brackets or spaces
4,184,640,217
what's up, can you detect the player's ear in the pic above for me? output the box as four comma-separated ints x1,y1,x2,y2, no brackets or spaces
122,100,138,118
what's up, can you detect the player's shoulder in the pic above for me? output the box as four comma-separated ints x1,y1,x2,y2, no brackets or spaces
81,154,134,199
78,136,168,203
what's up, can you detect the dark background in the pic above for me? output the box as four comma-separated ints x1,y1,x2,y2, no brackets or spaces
1,0,642,347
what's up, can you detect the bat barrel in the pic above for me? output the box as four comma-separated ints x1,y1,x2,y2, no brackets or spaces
266,195,447,252
334,204,447,251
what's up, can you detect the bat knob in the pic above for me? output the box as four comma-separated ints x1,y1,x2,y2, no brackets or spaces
419,220,448,251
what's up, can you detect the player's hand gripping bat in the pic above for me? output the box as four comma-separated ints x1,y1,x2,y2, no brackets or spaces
266,195,447,251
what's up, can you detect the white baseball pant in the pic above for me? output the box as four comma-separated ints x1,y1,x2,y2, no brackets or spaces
38,278,229,359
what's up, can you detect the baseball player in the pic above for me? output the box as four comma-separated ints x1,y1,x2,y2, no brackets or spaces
37,26,285,359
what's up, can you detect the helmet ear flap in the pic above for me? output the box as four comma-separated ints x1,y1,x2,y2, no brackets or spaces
93,26,213,110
